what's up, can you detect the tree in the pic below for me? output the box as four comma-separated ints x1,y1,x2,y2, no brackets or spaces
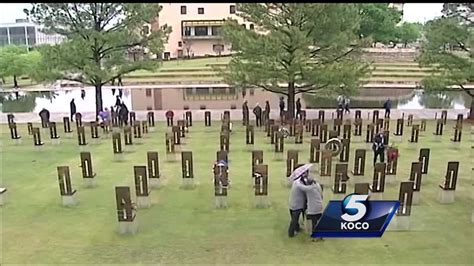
27,3,171,116
0,45,35,88
220,3,370,119
395,22,422,47
357,3,403,46
418,3,473,119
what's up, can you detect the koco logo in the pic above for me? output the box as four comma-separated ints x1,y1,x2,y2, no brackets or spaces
340,194,370,230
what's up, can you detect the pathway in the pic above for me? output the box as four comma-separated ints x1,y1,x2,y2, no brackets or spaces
1,108,470,124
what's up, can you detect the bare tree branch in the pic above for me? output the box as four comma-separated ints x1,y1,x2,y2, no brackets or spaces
459,84,474,97
254,84,289,95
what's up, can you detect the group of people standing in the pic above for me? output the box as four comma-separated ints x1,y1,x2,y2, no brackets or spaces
242,100,271,127
337,95,351,114
68,93,129,127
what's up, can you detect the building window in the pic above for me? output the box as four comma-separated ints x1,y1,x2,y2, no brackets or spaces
198,7,204,14
178,41,182,47
242,24,246,29
180,6,187,14
211,26,221,36
146,88,152,97
230,5,236,14
194,26,208,36
183,26,191,36
146,106,153,111
249,24,254,30
196,87,210,94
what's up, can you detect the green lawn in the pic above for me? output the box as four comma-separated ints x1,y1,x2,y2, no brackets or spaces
0,119,473,264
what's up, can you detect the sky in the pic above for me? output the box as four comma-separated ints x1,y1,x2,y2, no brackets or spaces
0,3,444,24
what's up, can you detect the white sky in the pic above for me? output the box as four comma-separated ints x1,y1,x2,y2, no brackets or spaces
0,3,444,24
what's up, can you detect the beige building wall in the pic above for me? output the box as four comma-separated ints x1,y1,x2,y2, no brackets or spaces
156,3,247,59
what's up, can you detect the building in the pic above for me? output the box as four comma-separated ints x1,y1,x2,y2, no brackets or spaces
130,85,279,110
0,19,64,48
152,3,246,59
389,3,404,13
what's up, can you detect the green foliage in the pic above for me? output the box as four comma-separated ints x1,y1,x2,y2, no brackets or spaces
220,3,370,117
28,3,171,114
395,22,422,47
0,45,41,87
418,3,473,117
357,3,402,44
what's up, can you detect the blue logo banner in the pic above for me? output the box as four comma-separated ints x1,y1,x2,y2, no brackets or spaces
312,194,400,238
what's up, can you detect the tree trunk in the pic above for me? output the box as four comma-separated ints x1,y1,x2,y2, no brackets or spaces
469,96,474,120
95,84,103,120
13,75,18,88
287,82,295,120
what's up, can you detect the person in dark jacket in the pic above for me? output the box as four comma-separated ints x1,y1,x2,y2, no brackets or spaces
242,100,249,125
70,98,76,122
115,95,121,107
383,98,392,118
264,100,271,124
253,103,263,127
296,98,302,120
39,108,50,128
118,102,129,126
372,131,387,165
279,97,285,118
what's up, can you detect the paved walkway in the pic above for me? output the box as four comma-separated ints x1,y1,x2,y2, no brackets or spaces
2,83,474,92
1,108,470,124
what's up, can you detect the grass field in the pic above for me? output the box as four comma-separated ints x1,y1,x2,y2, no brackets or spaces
0,119,473,264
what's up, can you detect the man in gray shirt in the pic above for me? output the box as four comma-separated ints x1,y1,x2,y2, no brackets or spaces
288,176,307,237
303,178,324,237
289,171,325,238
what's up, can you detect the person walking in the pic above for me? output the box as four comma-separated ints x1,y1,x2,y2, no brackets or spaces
264,100,271,125
118,102,129,126
372,131,387,165
242,100,249,126
383,98,392,118
39,108,50,128
279,97,285,119
115,95,121,107
296,98,302,120
288,175,307,237
343,96,351,114
253,103,263,127
337,95,344,110
70,98,76,122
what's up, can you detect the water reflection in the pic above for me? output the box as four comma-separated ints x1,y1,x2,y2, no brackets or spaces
0,88,132,113
0,88,470,113
304,90,469,109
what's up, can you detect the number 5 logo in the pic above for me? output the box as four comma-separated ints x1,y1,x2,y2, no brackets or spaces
341,194,368,222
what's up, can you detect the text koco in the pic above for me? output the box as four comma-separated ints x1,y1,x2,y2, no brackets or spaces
341,221,370,230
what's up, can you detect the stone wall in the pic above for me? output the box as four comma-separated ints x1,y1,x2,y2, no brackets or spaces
361,48,419,62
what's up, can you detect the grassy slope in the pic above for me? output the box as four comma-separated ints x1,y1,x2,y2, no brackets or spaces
2,57,445,89
0,120,473,264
